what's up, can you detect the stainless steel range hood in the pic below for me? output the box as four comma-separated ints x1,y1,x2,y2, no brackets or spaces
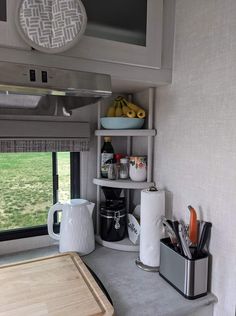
0,61,112,116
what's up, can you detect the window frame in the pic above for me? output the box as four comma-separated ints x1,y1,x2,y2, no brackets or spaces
0,152,80,241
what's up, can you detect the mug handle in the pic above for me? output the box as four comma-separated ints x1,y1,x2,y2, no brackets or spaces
47,202,64,241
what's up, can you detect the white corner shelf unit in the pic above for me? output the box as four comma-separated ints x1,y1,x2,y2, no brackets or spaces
95,234,139,252
95,129,156,137
93,178,154,190
94,88,156,252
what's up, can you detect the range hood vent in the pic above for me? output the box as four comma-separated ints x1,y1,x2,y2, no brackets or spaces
0,62,112,116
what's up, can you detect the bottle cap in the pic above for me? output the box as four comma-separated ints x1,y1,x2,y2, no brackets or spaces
120,158,128,164
114,153,123,162
104,136,112,142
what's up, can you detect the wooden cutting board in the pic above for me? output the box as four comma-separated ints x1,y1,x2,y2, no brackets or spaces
0,253,114,316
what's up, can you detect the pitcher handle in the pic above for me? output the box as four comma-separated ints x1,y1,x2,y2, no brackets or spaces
47,202,63,241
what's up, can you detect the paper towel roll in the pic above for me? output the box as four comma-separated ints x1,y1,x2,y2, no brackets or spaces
140,189,165,267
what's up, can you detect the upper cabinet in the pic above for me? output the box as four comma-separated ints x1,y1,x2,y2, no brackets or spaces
0,0,29,50
0,0,175,91
62,0,163,69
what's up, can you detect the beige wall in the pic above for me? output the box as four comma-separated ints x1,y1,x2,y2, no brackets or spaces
154,0,236,315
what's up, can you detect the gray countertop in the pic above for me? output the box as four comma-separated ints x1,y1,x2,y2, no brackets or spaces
0,245,217,316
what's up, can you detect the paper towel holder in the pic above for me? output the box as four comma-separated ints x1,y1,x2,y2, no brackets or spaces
135,183,160,272
147,185,158,192
135,257,159,272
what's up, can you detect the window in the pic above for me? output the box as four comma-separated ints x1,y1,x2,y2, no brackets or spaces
57,152,70,202
0,152,79,241
0,0,6,22
0,152,53,231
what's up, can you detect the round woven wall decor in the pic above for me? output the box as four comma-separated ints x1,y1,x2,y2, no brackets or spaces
15,0,87,54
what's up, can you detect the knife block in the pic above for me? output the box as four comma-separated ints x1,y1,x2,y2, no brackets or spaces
159,238,209,299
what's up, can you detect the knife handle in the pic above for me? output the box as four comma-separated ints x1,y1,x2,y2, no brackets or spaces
172,221,184,255
197,222,212,253
188,205,198,244
178,222,192,259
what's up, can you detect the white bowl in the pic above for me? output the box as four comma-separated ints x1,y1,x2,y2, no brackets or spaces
101,117,144,129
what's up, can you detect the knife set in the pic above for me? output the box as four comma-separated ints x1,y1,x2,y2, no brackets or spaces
159,205,212,299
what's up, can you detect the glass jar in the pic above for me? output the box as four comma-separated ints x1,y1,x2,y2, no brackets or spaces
119,158,129,179
107,159,118,180
114,153,123,179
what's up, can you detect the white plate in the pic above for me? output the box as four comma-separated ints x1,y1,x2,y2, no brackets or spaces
133,205,141,219
127,214,140,245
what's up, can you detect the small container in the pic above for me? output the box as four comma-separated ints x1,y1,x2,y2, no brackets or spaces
114,153,123,178
100,201,126,242
119,158,129,179
107,159,118,180
159,238,209,299
129,156,147,182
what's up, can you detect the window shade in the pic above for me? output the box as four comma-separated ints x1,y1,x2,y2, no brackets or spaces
0,120,90,153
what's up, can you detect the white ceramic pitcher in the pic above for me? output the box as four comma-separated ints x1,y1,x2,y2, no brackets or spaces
47,199,95,255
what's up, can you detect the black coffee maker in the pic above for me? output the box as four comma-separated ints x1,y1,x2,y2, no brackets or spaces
100,187,126,242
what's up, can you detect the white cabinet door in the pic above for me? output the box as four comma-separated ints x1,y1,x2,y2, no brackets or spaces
62,0,163,69
0,0,29,50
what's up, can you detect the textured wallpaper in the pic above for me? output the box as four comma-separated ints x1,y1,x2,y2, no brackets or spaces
154,0,236,315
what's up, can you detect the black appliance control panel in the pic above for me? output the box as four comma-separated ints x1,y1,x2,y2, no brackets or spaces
41,71,48,83
29,69,36,82
28,69,49,83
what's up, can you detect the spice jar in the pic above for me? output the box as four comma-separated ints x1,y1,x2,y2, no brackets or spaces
114,153,123,179
108,159,118,180
119,158,129,179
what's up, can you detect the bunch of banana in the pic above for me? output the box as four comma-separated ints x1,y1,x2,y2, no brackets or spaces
106,96,146,119
106,100,116,117
121,98,146,119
